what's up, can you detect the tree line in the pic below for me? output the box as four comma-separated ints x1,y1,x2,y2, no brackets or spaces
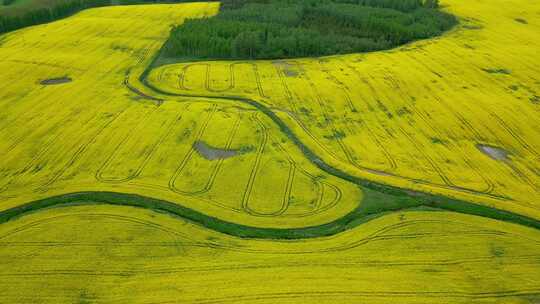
0,0,200,35
0,0,110,34
163,0,453,60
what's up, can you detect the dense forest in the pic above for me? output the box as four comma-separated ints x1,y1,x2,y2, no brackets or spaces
163,0,456,60
1,0,455,59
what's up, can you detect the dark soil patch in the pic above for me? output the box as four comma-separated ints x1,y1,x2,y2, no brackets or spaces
194,141,238,160
482,68,511,75
40,76,72,85
273,62,299,77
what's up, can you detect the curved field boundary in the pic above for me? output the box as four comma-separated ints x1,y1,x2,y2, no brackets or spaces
179,63,209,91
142,65,520,200
1,4,538,238
239,114,274,216
242,62,267,98
267,60,502,199
135,66,540,232
204,62,267,97
1,190,539,240
267,133,344,218
206,63,234,93
124,69,164,105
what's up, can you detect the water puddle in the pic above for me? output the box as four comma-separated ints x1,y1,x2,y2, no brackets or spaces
477,144,510,161
193,141,238,160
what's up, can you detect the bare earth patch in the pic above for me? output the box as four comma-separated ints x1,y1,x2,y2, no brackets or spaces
272,61,299,77
40,76,72,85
194,141,238,160
477,144,510,161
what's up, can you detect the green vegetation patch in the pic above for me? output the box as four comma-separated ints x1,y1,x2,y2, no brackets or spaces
1,187,538,240
482,68,511,75
163,0,457,60
2,0,18,6
139,74,540,236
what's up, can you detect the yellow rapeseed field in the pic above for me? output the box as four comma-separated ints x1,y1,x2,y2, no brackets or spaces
149,0,540,220
0,3,361,229
0,0,539,303
1,204,539,303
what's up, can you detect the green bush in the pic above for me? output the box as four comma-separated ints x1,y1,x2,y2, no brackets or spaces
3,0,17,6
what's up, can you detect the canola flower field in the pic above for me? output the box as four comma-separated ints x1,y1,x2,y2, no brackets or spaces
2,204,540,303
0,3,365,229
149,0,540,219
0,0,539,303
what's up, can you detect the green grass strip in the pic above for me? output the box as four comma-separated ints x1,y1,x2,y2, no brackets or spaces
0,187,538,239
135,69,540,234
